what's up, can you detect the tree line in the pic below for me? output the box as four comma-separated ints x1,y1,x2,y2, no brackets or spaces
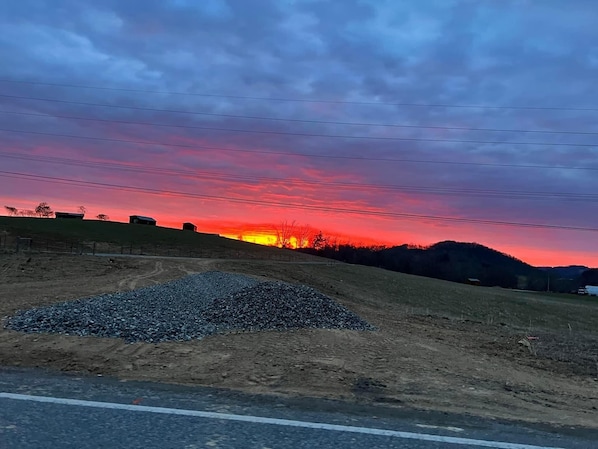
4,203,109,221
295,235,595,293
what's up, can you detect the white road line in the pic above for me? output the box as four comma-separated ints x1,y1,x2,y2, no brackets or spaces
0,392,564,449
416,423,465,433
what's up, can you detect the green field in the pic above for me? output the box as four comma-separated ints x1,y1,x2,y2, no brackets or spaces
0,216,313,260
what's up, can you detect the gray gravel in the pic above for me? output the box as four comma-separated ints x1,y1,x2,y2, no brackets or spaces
204,282,373,332
5,271,373,343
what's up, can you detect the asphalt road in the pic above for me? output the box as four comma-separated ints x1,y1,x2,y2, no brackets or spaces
0,367,596,449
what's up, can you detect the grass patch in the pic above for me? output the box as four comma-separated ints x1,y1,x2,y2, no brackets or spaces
0,217,314,260
216,261,598,334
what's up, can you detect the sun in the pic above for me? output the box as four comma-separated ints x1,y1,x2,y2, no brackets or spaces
223,233,278,246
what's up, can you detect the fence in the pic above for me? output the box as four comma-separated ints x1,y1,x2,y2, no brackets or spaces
0,232,11,251
5,236,305,261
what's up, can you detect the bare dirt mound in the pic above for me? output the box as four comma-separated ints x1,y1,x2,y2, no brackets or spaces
1,254,597,429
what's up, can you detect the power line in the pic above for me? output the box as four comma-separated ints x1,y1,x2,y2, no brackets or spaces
2,78,598,112
2,114,598,148
2,102,598,137
2,151,596,202
1,127,597,171
2,98,598,146
3,170,597,232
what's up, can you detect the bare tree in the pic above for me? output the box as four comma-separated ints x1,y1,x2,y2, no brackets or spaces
295,223,312,249
4,206,18,216
275,220,296,248
96,214,109,221
328,235,340,251
20,210,36,217
78,205,87,215
35,202,53,218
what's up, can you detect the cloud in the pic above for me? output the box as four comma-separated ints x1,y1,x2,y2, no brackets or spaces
0,0,597,266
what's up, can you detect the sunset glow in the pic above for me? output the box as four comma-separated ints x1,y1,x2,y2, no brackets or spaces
1,1,597,268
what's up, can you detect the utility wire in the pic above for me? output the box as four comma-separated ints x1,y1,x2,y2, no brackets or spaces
2,98,598,146
3,170,597,232
1,119,598,149
1,151,597,202
2,78,598,111
2,102,598,136
1,127,597,171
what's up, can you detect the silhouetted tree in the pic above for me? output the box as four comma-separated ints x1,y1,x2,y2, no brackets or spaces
35,202,53,218
295,224,312,248
275,220,295,248
96,214,109,221
4,206,17,216
78,205,87,215
311,231,328,250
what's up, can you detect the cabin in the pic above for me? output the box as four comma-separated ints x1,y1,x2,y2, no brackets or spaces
466,278,481,286
129,215,157,226
182,222,197,232
55,212,84,220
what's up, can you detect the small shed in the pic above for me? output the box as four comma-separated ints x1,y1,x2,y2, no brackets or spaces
467,278,481,286
55,212,84,219
182,222,197,232
129,215,157,226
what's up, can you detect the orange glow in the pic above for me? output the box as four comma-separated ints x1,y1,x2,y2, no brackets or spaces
223,233,278,246
2,192,597,268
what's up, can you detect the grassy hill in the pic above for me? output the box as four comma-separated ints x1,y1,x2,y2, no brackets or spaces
302,240,588,291
379,241,545,288
0,217,313,260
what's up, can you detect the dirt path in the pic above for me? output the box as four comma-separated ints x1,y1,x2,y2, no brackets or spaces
0,253,597,429
117,261,165,290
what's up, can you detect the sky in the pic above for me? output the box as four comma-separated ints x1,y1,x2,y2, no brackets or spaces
1,0,597,267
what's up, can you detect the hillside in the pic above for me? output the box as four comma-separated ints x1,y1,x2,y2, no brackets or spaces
1,218,598,427
0,216,314,261
2,217,593,291
379,241,544,289
302,240,589,291
538,265,589,278
1,252,598,428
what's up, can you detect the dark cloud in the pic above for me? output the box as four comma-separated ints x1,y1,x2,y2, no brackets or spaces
1,0,597,264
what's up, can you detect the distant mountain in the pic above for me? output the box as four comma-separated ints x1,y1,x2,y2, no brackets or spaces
377,241,545,289
300,240,586,291
537,265,589,279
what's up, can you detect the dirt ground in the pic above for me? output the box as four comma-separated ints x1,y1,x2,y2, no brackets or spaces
1,253,597,429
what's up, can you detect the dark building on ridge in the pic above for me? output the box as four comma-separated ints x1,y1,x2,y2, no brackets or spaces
129,215,157,226
182,222,197,232
55,212,84,219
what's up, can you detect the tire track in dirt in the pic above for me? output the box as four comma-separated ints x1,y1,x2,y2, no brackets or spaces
117,261,164,291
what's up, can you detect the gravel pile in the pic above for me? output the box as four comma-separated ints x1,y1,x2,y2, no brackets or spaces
204,282,374,332
5,271,373,343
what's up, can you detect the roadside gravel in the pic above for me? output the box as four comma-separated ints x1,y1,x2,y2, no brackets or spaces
5,271,373,343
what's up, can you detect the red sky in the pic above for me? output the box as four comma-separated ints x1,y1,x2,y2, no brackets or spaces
2,189,597,267
1,1,598,268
